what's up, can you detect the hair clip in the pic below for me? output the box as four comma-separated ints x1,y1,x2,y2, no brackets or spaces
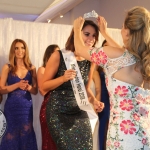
83,10,98,19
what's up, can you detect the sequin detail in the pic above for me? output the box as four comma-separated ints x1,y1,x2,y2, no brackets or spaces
40,92,57,150
0,69,37,150
46,50,93,150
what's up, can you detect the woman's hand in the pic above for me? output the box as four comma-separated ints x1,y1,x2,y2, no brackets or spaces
18,80,29,90
93,99,104,113
97,16,108,36
63,69,76,82
73,17,85,32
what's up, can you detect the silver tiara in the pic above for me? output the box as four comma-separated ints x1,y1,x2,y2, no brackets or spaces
83,10,98,19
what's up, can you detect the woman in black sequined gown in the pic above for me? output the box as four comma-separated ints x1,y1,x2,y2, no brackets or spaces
41,20,102,150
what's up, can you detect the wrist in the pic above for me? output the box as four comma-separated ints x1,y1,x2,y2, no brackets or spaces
89,97,97,104
17,82,20,88
74,28,81,32
27,85,32,91
74,30,81,36
93,98,99,104
61,76,65,83
101,31,109,39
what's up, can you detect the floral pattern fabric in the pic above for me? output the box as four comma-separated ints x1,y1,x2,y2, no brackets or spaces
90,47,150,150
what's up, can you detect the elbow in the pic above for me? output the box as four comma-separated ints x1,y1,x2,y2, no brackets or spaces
0,87,8,94
32,90,38,95
35,88,38,95
32,87,38,95
39,90,45,96
38,87,46,96
41,83,47,94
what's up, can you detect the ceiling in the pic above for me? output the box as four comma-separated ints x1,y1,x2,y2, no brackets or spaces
0,0,84,22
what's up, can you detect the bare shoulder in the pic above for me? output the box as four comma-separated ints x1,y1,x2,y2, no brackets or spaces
2,64,9,72
50,50,60,60
37,66,45,72
47,50,60,65
37,67,45,74
103,46,125,59
30,65,36,70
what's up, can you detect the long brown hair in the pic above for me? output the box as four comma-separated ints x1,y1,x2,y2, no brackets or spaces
42,44,60,67
65,20,99,52
9,39,32,74
124,6,150,81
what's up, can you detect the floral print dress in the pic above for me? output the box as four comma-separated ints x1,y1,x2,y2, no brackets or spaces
90,48,150,150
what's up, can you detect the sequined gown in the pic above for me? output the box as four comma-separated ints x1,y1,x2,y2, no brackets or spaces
40,92,57,150
0,68,38,150
46,50,93,150
90,48,150,150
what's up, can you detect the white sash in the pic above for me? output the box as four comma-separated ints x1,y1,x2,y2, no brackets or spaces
61,49,98,134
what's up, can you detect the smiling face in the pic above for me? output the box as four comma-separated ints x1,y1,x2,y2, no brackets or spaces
14,42,26,59
81,25,96,48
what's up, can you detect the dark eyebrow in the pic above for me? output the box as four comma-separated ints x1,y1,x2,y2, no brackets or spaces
83,31,96,35
15,46,25,49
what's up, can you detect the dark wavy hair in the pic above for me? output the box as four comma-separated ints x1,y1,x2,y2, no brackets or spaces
42,44,60,67
65,20,99,52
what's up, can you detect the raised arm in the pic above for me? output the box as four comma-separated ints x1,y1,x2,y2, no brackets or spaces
74,17,91,61
74,17,124,63
97,16,121,48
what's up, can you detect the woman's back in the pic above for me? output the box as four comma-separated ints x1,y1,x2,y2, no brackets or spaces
103,46,144,88
90,46,150,149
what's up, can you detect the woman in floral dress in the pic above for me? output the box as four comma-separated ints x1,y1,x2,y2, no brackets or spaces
73,6,150,150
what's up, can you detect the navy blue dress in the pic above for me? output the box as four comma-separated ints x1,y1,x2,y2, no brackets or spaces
98,72,110,150
0,68,37,150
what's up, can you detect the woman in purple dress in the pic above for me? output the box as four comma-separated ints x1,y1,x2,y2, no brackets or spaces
0,39,38,150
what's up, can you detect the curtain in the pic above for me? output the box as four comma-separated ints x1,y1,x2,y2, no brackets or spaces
0,18,123,150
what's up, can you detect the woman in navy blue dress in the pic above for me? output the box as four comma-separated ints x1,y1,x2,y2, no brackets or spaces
98,40,110,150
0,39,38,150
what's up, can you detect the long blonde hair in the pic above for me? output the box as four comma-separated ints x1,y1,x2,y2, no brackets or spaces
124,6,150,81
9,39,32,74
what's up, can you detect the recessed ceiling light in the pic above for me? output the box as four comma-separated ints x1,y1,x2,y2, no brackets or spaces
47,19,51,23
60,15,63,18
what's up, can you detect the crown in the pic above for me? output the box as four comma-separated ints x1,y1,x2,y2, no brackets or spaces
83,10,98,19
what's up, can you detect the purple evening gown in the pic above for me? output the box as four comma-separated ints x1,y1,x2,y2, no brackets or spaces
0,66,37,150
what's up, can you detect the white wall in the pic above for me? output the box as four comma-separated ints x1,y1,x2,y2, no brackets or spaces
51,0,150,28
51,0,101,25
